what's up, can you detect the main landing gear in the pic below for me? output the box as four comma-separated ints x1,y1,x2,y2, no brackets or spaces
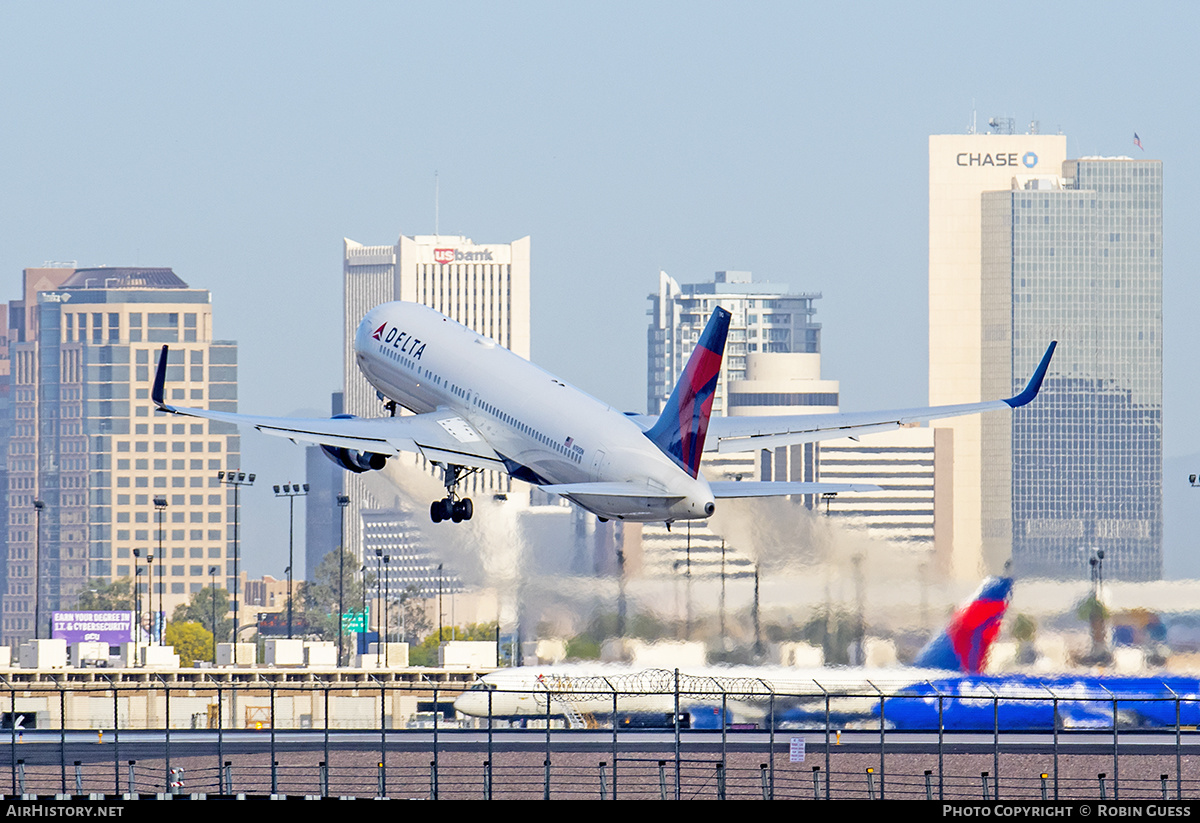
430,463,475,524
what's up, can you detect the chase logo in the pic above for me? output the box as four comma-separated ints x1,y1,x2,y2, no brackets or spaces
1022,152,1038,168
433,248,455,265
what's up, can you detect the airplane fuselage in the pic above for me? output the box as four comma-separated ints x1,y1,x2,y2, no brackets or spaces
353,302,716,522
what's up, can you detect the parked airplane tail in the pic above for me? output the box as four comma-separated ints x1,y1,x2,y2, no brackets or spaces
645,307,731,478
913,576,1013,674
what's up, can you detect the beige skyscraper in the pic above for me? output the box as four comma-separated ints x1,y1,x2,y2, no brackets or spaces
929,131,1067,579
1,267,239,645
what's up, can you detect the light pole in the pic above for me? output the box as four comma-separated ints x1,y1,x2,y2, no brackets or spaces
209,565,218,664
336,494,350,667
32,500,43,640
134,566,144,665
134,548,155,644
437,563,444,643
382,555,390,667
273,483,308,639
216,471,254,648
374,549,389,668
153,496,168,643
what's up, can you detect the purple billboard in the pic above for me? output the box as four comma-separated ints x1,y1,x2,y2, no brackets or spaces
51,612,134,645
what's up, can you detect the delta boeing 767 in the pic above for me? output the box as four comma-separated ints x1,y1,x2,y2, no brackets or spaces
152,302,1055,525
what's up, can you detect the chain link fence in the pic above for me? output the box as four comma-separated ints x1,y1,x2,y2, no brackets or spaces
1,673,1197,799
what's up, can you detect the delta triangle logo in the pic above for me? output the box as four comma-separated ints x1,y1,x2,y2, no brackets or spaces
371,323,386,341
433,248,455,265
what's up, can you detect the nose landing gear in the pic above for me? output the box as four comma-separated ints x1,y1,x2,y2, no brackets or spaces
429,463,476,524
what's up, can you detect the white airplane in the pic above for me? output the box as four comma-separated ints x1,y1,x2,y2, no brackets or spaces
152,301,1055,525
452,576,1015,727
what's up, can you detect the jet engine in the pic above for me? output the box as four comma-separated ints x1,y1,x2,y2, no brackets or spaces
319,414,389,473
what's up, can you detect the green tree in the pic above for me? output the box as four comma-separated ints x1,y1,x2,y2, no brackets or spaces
165,621,214,667
395,584,432,643
300,549,376,657
1013,612,1038,665
76,577,135,610
1076,593,1112,663
172,585,233,643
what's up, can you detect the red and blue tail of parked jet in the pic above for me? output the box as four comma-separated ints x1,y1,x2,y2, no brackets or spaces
645,306,731,478
914,576,1013,674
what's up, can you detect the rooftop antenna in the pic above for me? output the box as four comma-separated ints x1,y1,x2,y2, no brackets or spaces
434,170,439,238
988,116,1015,135
1029,117,1040,135
969,99,977,134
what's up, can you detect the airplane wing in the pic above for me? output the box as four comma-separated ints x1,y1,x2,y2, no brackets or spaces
151,346,506,472
702,341,1057,454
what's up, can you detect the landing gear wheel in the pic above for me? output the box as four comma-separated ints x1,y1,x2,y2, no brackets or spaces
450,500,464,523
459,498,473,521
430,500,443,523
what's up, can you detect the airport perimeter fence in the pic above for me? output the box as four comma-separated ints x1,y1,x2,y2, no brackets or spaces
2,673,1200,799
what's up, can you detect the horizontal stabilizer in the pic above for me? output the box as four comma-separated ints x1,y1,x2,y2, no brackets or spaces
709,481,881,498
539,482,683,499
538,482,686,520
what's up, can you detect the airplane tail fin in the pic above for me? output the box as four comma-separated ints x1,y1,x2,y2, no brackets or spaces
645,307,730,478
913,576,1013,674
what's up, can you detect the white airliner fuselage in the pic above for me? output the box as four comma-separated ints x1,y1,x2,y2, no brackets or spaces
152,300,1054,526
355,302,715,522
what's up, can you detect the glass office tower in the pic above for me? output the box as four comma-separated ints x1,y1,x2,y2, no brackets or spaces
981,159,1162,580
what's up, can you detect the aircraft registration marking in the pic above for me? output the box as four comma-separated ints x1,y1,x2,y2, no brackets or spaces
437,416,483,443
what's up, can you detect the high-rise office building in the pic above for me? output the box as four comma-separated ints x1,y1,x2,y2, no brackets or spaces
929,131,1069,578
648,270,822,418
1,266,240,644
337,235,531,565
980,158,1162,580
644,270,949,575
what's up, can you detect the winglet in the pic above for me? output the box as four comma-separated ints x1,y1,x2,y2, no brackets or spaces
1003,341,1057,408
151,345,174,412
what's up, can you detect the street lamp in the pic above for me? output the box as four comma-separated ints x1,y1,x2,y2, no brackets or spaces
383,555,391,667
336,494,350,667
821,491,838,514
209,565,219,664
216,471,255,646
375,549,390,668
133,548,155,644
134,566,144,665
437,563,444,643
32,500,43,640
1090,548,1106,600
360,565,367,654
273,483,309,639
153,496,168,643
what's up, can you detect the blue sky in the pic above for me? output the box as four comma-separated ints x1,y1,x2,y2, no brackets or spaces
2,1,1198,577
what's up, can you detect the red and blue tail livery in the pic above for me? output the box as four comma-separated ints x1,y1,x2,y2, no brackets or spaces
913,576,1013,674
645,307,731,478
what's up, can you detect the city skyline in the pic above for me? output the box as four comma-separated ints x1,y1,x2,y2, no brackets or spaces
1,2,1196,577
